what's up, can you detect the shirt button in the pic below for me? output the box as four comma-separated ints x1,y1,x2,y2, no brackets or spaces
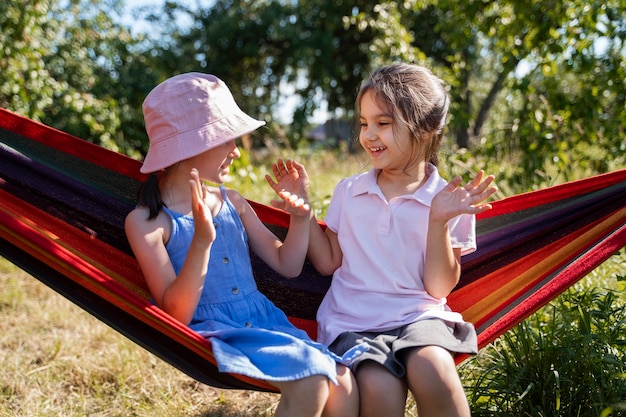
245,322,252,328
222,257,229,264
213,222,218,229
232,287,239,295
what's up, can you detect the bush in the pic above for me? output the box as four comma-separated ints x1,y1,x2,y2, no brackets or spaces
461,280,626,416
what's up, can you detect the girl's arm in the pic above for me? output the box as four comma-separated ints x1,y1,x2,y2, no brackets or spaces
234,159,312,278
424,171,496,298
307,217,342,277
423,216,462,299
265,159,342,277
124,169,215,324
235,191,311,278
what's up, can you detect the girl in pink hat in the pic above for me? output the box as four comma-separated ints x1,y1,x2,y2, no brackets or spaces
125,73,359,417
303,63,498,417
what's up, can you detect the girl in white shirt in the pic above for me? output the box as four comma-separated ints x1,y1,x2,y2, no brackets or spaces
299,63,497,417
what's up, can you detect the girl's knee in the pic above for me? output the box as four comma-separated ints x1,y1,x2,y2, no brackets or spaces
357,362,393,393
406,345,456,376
355,362,407,417
323,365,359,417
275,375,329,415
333,364,358,399
405,346,464,400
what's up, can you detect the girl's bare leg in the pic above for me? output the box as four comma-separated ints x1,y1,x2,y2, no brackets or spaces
405,345,471,417
273,375,328,417
322,364,359,417
356,362,407,417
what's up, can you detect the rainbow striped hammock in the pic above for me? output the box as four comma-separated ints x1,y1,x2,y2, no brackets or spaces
1,107,624,392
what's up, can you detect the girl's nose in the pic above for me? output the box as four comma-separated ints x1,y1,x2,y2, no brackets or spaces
361,127,377,141
230,145,241,159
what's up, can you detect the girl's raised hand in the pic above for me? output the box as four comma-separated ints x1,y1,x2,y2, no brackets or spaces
189,168,216,244
430,170,497,223
265,159,311,217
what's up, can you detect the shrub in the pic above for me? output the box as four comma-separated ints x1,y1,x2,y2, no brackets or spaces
462,282,626,416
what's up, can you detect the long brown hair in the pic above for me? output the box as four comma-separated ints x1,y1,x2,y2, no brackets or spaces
355,63,450,167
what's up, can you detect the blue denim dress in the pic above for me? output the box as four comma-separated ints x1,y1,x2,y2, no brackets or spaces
162,187,360,384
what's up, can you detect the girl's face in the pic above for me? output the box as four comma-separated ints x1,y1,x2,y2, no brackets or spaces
358,90,413,172
191,139,241,184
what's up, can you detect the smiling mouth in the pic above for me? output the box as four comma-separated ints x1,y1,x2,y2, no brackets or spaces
370,146,387,153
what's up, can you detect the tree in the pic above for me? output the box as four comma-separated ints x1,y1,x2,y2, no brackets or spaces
475,0,626,186
3,0,623,184
0,0,152,156
151,0,624,153
343,0,625,184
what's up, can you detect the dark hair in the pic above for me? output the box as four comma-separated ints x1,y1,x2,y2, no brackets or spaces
136,173,165,220
355,63,450,166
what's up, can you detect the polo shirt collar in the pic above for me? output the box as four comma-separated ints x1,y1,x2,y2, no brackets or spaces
351,164,444,206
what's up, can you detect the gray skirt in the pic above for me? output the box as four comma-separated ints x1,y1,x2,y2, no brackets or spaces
329,318,477,377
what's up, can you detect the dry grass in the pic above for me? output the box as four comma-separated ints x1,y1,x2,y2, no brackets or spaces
0,259,283,417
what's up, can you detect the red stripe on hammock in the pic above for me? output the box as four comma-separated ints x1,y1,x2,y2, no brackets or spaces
479,169,626,219
0,108,146,180
0,188,278,392
475,222,626,349
449,208,622,319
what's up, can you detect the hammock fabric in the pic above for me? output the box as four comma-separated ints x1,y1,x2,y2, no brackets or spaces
1,107,624,392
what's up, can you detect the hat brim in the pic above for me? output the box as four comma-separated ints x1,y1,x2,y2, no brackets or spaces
140,114,265,174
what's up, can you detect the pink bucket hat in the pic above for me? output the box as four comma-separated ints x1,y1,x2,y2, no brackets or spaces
140,73,265,173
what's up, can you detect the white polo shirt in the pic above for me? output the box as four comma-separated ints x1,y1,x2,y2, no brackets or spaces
316,165,476,346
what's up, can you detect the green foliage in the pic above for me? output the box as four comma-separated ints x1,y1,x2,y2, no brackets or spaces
146,0,375,143
461,252,626,416
0,0,153,157
2,0,625,186
138,0,625,190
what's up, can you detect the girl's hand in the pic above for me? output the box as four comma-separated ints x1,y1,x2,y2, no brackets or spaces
265,159,311,217
430,170,497,223
189,168,216,244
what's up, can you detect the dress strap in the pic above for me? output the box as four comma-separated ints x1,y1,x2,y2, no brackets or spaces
219,185,228,200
